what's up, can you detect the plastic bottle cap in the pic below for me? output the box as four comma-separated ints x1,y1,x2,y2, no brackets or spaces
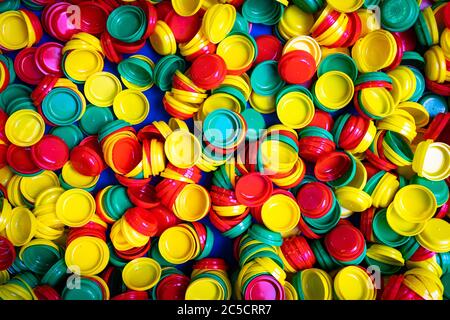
318,53,358,81
190,54,227,90
122,257,161,291
19,241,61,275
300,268,333,300
326,0,364,13
334,266,375,300
0,11,29,50
149,20,177,56
278,50,316,85
387,66,417,102
277,91,315,129
414,141,450,181
251,60,285,96
35,42,63,75
163,9,199,43
255,35,282,64
106,5,146,43
393,185,437,223
282,35,321,66
64,49,104,83
359,87,395,118
244,275,284,300
380,0,420,32
61,161,99,189
366,244,405,266
5,110,45,147
261,194,300,233
164,130,201,169
353,30,397,72
5,207,36,247
372,209,409,247
386,203,426,236
174,184,210,221
315,71,354,110
335,187,372,212
158,226,196,264
84,72,122,107
30,135,69,171
416,218,450,253
113,89,150,125
217,34,255,73
172,0,203,17
324,224,365,261
56,189,96,227
19,171,59,204
14,47,45,85
202,4,236,44
234,172,273,207
185,277,225,300
65,236,109,276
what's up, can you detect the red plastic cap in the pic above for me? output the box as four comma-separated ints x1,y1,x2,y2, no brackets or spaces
31,135,69,171
278,50,316,84
70,145,105,177
34,285,61,300
324,223,366,261
314,151,351,182
190,54,227,90
14,47,45,85
235,172,273,207
124,207,159,237
7,145,42,175
307,109,334,132
0,235,15,271
255,35,282,64
79,1,109,35
164,10,201,43
444,2,450,29
112,290,149,300
156,274,190,300
296,182,333,218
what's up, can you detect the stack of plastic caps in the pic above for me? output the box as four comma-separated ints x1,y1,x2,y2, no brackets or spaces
103,1,157,63
203,109,247,166
0,0,449,301
0,9,42,53
157,222,214,265
118,55,155,91
234,224,286,300
62,33,105,83
185,258,232,300
155,165,211,222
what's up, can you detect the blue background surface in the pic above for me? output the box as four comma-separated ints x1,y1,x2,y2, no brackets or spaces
4,5,278,273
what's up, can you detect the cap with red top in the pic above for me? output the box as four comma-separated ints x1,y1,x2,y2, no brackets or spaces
124,207,159,237
255,35,282,64
296,182,334,219
278,50,316,84
307,109,334,132
324,223,366,262
189,54,227,90
31,135,69,171
156,273,190,300
164,10,201,43
235,172,273,207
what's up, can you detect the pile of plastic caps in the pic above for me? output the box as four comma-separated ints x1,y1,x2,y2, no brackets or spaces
0,0,448,301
